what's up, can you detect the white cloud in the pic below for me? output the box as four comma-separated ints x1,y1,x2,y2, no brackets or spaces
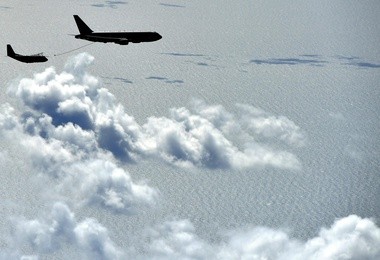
18,131,157,213
0,53,312,258
0,103,18,134
13,202,75,254
140,105,301,169
7,213,380,259
1,114,156,216
74,218,122,260
0,54,158,214
296,215,380,260
6,53,305,170
145,215,380,260
12,202,123,260
237,104,306,147
59,159,158,214
146,219,213,259
0,56,374,257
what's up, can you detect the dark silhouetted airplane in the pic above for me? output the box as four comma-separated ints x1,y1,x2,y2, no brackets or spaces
7,44,48,63
73,15,162,45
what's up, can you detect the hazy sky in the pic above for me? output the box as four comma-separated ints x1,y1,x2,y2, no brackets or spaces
1,1,379,259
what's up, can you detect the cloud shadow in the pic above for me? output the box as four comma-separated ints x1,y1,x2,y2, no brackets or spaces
346,62,380,69
113,77,133,84
161,52,222,69
161,52,205,57
186,61,222,69
146,76,184,84
101,76,133,85
335,55,360,61
334,55,380,69
91,1,127,8
250,56,328,67
159,3,186,8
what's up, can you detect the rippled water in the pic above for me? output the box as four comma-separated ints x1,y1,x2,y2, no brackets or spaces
0,0,379,255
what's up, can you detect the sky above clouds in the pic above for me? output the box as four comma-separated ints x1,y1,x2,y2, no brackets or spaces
0,1,379,259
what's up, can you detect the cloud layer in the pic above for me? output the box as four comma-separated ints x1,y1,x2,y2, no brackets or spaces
9,206,380,260
1,53,379,259
0,52,306,222
7,53,304,171
145,215,380,260
0,53,305,223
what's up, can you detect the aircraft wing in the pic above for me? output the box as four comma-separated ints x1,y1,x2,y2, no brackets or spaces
85,35,129,45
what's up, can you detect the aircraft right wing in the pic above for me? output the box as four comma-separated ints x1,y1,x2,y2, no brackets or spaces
85,35,129,45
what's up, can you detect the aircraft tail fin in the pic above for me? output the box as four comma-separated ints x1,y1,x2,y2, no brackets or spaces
74,15,93,35
7,44,15,57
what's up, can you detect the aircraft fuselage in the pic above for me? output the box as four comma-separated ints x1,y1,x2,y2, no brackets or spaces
7,44,48,63
11,54,48,63
75,31,162,45
73,15,162,45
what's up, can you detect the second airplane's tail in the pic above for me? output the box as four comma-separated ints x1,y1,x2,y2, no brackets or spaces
74,15,93,35
7,44,16,57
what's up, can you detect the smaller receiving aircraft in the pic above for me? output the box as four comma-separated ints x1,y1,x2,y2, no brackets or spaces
7,44,48,63
73,15,162,45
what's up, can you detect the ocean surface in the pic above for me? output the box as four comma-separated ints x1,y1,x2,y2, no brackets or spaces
0,0,379,258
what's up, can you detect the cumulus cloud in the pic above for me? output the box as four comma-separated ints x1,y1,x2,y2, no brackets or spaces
6,53,304,170
137,101,303,169
6,213,380,259
0,103,18,134
0,53,309,257
0,57,375,258
145,215,380,260
218,214,380,260
236,104,306,147
12,202,123,259
17,131,157,213
146,219,214,259
0,51,307,235
60,159,157,213
1,54,157,214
